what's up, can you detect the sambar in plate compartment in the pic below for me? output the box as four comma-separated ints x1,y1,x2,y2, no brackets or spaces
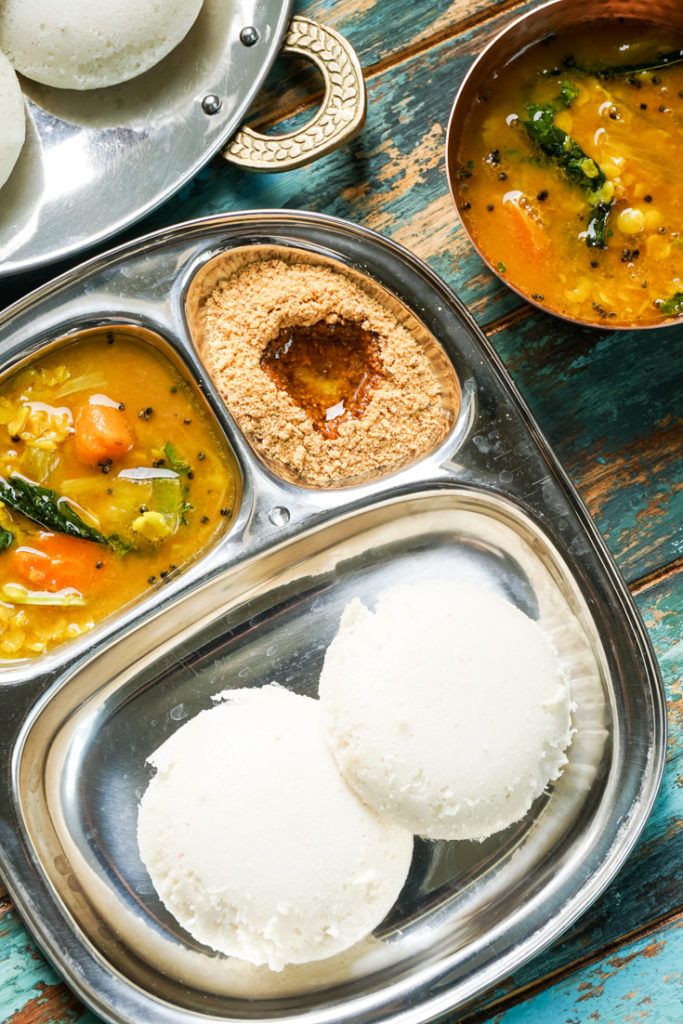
0,326,240,658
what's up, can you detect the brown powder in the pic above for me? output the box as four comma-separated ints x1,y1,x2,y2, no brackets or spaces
200,258,451,487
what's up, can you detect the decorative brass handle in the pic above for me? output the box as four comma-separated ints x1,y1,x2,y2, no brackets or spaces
222,16,366,172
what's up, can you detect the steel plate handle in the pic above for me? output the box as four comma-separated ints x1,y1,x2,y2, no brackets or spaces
222,16,366,172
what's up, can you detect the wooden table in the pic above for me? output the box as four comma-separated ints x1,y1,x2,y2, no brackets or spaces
1,1,682,1021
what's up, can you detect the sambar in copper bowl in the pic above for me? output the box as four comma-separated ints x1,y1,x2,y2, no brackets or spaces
446,0,683,329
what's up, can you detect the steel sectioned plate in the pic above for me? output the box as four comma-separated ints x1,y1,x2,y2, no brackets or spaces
0,0,293,277
0,211,667,1024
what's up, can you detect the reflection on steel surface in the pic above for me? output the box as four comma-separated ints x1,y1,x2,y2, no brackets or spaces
0,211,665,1024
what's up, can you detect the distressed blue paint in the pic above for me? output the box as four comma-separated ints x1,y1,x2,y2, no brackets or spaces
305,0,523,69
0,906,99,1022
0,1,681,1022
490,317,683,581
471,920,683,1024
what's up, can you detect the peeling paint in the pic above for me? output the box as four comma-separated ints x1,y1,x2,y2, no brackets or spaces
577,982,605,1001
0,2,682,1024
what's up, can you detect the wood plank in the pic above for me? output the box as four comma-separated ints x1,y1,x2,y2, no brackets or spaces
468,915,683,1024
303,0,529,71
0,902,99,1024
487,314,683,582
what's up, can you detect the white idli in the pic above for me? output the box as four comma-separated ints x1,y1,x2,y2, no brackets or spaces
0,48,25,190
0,0,204,90
138,685,413,971
319,581,574,841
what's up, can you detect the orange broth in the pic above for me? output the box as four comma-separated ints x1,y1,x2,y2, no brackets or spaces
455,22,683,326
0,330,239,659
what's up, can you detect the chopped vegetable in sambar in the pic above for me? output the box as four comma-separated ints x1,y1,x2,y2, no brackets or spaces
455,21,683,326
0,330,239,659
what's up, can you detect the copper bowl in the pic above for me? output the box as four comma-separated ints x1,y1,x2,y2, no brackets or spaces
445,0,683,330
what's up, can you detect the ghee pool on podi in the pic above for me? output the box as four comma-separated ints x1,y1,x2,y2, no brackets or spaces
195,254,458,488
0,330,239,659
454,21,683,327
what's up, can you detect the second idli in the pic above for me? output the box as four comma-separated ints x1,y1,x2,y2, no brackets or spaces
138,685,413,971
0,0,204,90
319,581,574,841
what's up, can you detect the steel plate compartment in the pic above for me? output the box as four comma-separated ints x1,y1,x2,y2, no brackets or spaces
0,211,665,1024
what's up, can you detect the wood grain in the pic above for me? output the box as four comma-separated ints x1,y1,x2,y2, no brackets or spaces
488,315,683,582
305,0,531,70
470,915,683,1024
0,0,681,1022
0,902,96,1024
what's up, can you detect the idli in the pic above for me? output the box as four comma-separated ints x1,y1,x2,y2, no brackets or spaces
319,581,574,841
0,0,204,90
138,685,413,971
0,48,25,190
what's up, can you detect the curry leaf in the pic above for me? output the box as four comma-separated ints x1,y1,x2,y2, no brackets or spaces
568,48,683,78
0,475,109,546
558,80,579,106
163,442,191,475
520,101,614,247
654,292,683,317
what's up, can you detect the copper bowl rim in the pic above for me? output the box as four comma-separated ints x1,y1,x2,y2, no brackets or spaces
445,0,683,331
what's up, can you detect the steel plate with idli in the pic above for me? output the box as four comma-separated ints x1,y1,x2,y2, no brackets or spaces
0,1,365,276
0,210,664,1024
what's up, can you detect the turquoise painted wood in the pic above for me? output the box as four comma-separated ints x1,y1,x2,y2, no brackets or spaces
1,0,681,1022
490,315,683,582
304,0,522,70
0,903,99,1024
474,917,683,1024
